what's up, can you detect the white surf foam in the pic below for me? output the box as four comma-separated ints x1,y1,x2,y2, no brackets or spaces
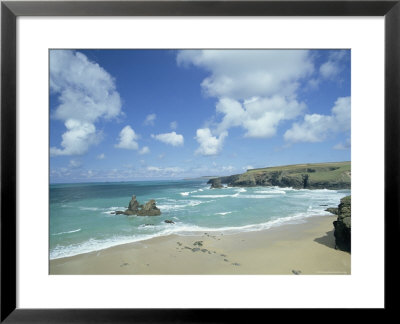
51,228,81,236
215,211,233,216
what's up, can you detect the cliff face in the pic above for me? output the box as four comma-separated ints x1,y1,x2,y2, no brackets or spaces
333,195,351,252
207,161,351,190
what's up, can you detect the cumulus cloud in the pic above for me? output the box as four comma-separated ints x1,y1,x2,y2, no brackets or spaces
144,113,156,126
215,96,306,138
177,50,314,99
195,128,228,156
139,146,150,155
115,125,139,150
50,50,122,156
177,50,314,153
151,132,184,146
284,96,351,143
50,120,100,156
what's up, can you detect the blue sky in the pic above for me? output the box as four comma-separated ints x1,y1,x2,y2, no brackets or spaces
49,49,350,183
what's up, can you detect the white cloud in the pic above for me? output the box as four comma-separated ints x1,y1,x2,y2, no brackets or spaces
319,50,347,79
170,121,178,130
50,50,122,156
139,146,150,155
115,126,139,150
195,128,228,156
151,132,184,146
144,113,156,126
177,50,313,99
215,96,306,138
96,153,105,160
50,120,100,156
284,96,351,143
69,159,82,168
177,50,313,153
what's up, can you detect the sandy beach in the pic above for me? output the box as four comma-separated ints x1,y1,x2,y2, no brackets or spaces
49,214,350,275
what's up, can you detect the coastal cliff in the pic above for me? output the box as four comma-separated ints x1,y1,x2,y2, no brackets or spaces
208,161,351,190
333,195,351,252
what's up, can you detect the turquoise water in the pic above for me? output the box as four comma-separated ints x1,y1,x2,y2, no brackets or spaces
49,180,350,259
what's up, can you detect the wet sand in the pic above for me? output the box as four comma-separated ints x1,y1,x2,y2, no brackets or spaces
49,215,350,275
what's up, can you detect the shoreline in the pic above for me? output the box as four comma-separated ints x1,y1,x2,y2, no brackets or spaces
50,214,351,275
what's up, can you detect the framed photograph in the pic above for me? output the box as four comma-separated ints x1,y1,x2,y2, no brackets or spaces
1,0,398,321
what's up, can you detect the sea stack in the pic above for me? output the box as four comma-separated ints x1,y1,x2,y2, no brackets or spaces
115,195,161,216
137,199,161,216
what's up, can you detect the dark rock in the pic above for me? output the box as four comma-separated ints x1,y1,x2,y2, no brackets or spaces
325,207,339,215
333,195,351,252
193,241,203,246
164,220,175,224
137,199,161,216
210,178,223,189
123,209,136,216
128,195,140,213
115,195,162,216
292,270,302,275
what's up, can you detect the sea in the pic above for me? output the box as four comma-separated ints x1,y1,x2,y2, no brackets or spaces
49,180,350,260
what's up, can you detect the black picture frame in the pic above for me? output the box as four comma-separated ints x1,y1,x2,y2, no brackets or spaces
1,0,399,322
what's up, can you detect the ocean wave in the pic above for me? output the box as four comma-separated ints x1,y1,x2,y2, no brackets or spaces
235,194,275,199
51,228,81,236
255,190,286,194
79,207,103,211
192,194,236,198
180,192,190,196
157,199,210,211
235,188,247,193
102,206,126,214
215,211,233,216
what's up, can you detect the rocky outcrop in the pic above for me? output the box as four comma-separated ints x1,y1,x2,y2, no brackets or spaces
115,196,161,216
333,195,351,252
325,207,338,215
210,178,223,189
207,161,351,190
137,199,161,216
